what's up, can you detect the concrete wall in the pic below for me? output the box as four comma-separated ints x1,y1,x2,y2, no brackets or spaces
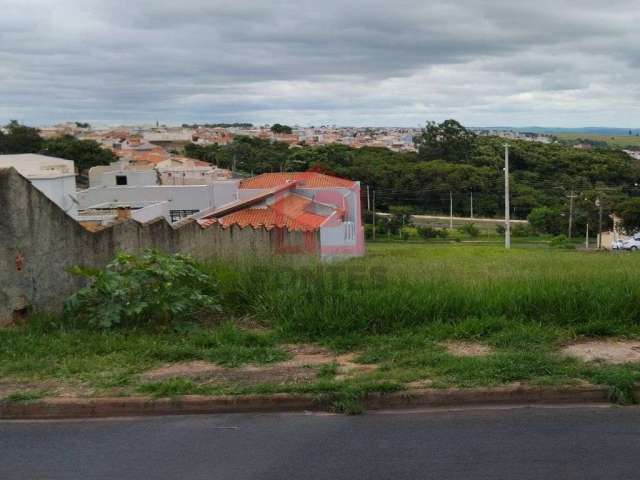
0,168,319,326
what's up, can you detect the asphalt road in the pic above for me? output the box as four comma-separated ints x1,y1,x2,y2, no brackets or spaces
2,405,640,479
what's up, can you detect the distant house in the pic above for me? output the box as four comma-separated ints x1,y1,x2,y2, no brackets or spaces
80,158,235,225
0,154,78,216
195,172,365,259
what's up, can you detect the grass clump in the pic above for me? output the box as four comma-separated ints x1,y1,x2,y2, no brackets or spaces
2,390,48,403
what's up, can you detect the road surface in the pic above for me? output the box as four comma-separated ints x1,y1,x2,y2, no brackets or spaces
2,405,640,479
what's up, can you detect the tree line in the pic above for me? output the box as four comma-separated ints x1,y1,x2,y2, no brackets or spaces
0,121,116,173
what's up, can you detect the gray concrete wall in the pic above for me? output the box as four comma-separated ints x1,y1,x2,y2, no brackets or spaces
0,168,319,326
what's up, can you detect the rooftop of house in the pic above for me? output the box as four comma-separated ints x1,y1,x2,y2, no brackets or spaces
0,154,76,178
239,172,356,189
215,194,330,232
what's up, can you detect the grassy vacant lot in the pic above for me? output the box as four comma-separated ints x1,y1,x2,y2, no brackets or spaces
556,132,640,149
3,244,640,409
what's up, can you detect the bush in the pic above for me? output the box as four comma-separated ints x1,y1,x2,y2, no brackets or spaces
511,223,538,237
528,207,564,235
365,224,374,240
549,235,575,249
64,250,221,329
436,228,449,239
458,223,480,238
416,226,438,239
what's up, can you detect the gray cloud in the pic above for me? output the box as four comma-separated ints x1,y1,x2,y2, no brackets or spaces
1,0,639,126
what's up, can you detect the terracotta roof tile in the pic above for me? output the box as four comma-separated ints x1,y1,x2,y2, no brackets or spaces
239,172,355,189
218,194,330,232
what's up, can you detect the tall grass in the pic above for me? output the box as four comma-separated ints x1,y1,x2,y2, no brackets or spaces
204,244,640,339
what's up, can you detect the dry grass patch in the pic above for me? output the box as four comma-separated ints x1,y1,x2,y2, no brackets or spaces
442,341,493,358
561,340,640,364
140,344,378,387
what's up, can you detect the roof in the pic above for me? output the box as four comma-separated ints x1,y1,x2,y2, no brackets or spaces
239,172,356,189
0,154,76,178
218,195,329,232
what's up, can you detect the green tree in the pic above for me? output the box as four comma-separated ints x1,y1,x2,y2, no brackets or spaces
40,135,117,173
0,120,43,154
414,119,476,163
527,207,564,235
270,123,292,134
616,198,640,234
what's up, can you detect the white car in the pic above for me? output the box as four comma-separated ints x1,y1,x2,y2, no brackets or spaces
612,240,624,250
623,234,640,251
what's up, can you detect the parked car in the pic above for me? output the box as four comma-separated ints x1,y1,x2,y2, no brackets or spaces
623,235,640,251
612,240,624,250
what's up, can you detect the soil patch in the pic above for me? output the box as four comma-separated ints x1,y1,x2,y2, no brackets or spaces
142,345,378,386
561,340,640,364
442,341,492,357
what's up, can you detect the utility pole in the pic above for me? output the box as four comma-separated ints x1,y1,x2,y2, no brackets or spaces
585,223,589,249
567,190,576,238
366,185,371,212
372,190,376,241
596,197,603,249
449,191,453,229
504,144,511,249
470,190,474,219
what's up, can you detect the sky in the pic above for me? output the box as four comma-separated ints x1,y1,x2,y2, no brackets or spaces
1,0,639,127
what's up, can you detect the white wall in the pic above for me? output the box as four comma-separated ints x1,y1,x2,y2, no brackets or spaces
30,176,78,217
131,201,169,223
89,167,158,187
77,183,238,214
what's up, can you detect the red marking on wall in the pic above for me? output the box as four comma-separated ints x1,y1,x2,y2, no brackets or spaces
15,253,24,272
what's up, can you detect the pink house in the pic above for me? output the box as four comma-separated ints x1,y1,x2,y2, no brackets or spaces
196,172,365,260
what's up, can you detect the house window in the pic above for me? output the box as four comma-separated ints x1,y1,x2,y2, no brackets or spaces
170,209,199,222
115,175,128,185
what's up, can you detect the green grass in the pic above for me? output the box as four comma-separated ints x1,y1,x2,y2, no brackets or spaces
2,390,48,403
4,243,640,406
0,321,288,391
207,244,640,339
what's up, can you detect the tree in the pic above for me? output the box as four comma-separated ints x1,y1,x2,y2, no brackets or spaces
616,198,640,234
527,207,564,235
0,120,43,154
270,123,292,134
414,119,476,163
40,135,117,173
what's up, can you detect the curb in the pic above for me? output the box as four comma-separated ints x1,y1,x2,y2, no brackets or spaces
0,385,634,420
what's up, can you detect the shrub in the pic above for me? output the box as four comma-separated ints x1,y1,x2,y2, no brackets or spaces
416,226,438,239
436,228,449,239
458,223,480,238
365,224,374,240
528,207,564,235
64,250,221,329
549,235,575,249
511,223,538,237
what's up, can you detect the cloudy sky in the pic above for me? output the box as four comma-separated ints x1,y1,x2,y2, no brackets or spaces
1,0,639,127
